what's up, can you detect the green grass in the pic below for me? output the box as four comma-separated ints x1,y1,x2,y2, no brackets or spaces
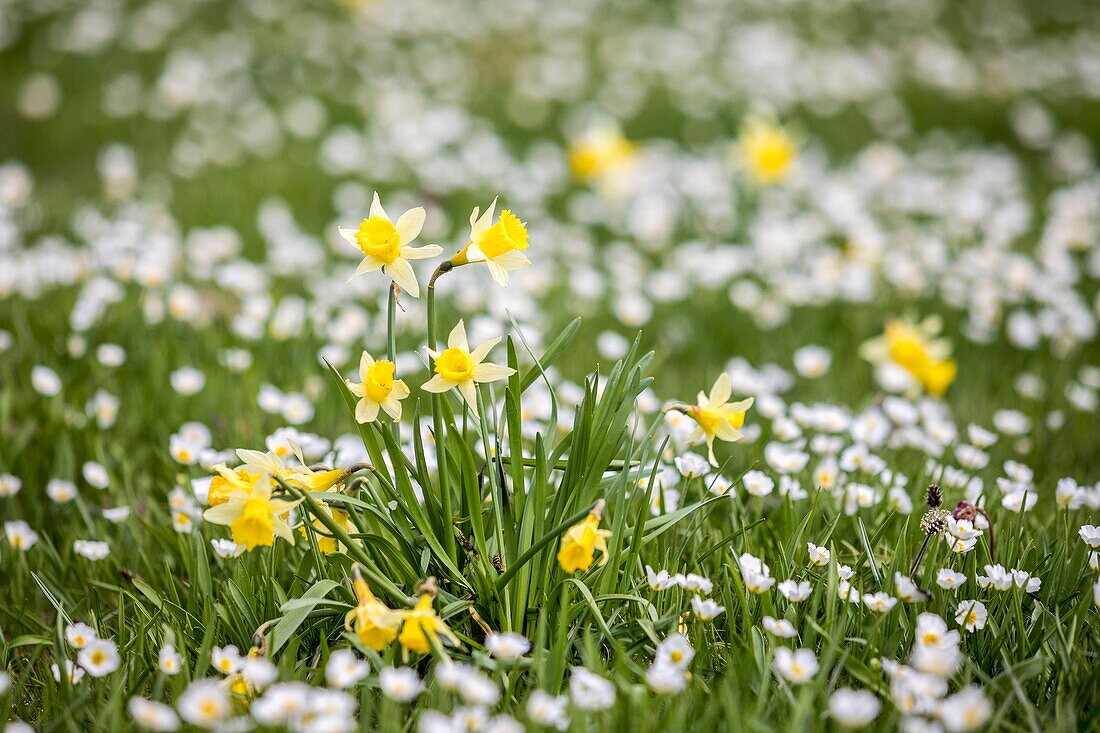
2,0,1100,731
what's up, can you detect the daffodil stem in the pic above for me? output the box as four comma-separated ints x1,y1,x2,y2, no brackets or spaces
279,481,405,604
386,283,398,442
476,387,512,628
909,533,932,577
426,275,457,561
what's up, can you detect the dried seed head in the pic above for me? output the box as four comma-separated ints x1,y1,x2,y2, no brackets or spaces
925,484,942,508
920,508,950,536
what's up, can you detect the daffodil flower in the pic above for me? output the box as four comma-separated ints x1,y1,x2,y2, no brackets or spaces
422,320,515,418
202,476,300,551
301,504,350,554
344,569,400,651
569,121,637,183
338,192,443,297
394,593,459,654
860,316,957,397
207,464,265,507
737,115,797,185
680,373,754,467
451,199,530,286
346,350,410,423
557,501,612,574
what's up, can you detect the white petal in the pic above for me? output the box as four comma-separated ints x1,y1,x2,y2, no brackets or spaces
457,381,479,417
401,244,443,260
486,260,510,286
338,227,359,248
355,257,383,275
381,397,402,421
355,399,380,424
448,320,469,351
469,337,501,364
471,362,515,383
709,373,732,404
396,207,425,244
386,258,420,298
369,192,388,221
492,250,530,270
421,374,452,393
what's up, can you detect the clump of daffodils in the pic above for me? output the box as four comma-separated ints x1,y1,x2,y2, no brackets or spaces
860,316,958,397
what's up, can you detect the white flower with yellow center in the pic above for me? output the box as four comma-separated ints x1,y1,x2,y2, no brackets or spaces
201,476,300,551
338,192,442,297
457,199,530,287
679,373,754,466
346,350,410,424
422,320,515,418
78,638,120,677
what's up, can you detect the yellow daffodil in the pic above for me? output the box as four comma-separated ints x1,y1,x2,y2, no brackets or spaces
557,501,612,574
202,476,301,551
344,570,400,650
338,192,443,297
679,373,754,467
207,464,265,507
346,350,410,423
422,320,515,418
737,115,797,185
207,447,348,510
301,504,350,554
569,121,637,183
451,199,530,287
859,316,958,397
395,593,459,655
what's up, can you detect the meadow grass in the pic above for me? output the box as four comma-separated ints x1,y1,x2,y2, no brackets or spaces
2,1,1100,732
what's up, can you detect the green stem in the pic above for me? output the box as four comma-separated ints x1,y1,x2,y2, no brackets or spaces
426,271,457,561
477,387,512,629
386,283,399,443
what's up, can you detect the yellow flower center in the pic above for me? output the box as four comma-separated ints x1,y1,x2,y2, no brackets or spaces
365,360,396,403
435,347,474,383
475,210,528,259
90,650,106,666
670,650,683,663
231,497,275,549
355,216,401,264
922,632,939,645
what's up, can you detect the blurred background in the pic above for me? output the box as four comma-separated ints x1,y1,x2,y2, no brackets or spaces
1,0,1099,477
